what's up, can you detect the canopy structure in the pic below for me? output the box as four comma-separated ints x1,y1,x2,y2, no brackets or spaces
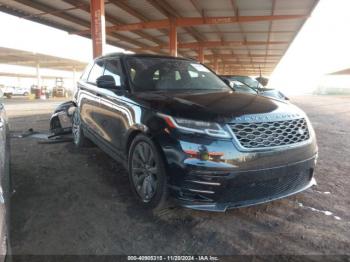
0,47,87,71
0,0,319,75
0,46,86,90
0,72,69,79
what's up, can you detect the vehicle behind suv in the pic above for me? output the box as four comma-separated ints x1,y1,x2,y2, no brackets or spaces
51,54,317,211
1,86,14,99
1,86,29,98
221,75,288,100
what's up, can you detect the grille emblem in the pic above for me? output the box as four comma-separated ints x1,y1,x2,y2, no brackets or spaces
298,128,305,135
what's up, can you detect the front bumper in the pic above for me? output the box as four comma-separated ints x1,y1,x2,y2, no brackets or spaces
174,157,316,212
158,131,317,212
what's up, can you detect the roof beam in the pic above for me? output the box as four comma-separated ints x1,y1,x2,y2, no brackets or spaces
176,30,295,35
205,54,280,59
208,48,285,52
108,0,189,56
264,0,276,65
189,0,221,64
177,15,307,27
12,0,160,52
147,0,204,45
61,0,164,48
108,0,149,21
108,0,170,38
190,0,224,40
146,0,203,57
73,14,307,34
13,0,89,26
131,41,288,51
230,0,256,74
1,1,130,50
103,0,165,46
18,3,90,19
0,4,74,33
208,62,275,66
146,0,203,42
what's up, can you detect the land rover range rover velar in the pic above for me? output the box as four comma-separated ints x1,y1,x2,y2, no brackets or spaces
50,53,318,212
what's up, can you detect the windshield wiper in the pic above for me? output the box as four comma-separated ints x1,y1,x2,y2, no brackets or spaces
235,80,259,94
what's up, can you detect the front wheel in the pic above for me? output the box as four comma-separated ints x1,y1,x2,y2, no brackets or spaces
72,109,90,147
128,134,168,210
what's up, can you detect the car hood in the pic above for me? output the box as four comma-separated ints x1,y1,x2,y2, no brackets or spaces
130,90,303,123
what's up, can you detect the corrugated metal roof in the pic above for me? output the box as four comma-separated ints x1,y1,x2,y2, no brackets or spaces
0,0,319,75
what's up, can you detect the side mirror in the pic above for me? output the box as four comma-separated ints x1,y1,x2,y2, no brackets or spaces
255,77,269,87
96,75,116,89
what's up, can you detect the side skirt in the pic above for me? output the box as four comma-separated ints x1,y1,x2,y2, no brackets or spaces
83,126,128,170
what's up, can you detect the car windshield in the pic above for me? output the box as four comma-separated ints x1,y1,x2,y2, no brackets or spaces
125,57,229,92
230,79,257,94
230,76,263,89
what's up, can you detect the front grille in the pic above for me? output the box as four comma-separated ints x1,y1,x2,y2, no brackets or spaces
220,168,312,204
229,118,310,149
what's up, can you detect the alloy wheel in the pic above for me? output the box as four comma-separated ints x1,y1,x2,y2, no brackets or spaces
72,111,80,144
131,141,158,202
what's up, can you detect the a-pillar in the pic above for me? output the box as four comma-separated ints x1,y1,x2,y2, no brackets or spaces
90,0,106,58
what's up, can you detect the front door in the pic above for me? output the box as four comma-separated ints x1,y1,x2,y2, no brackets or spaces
77,60,104,139
95,58,135,156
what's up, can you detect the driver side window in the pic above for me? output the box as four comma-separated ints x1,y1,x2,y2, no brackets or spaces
103,59,122,86
87,60,104,84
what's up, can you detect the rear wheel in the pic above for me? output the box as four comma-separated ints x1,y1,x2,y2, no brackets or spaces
72,109,90,147
128,134,168,210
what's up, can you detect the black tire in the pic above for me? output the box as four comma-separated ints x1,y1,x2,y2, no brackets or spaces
128,134,168,210
72,109,91,147
5,94,12,99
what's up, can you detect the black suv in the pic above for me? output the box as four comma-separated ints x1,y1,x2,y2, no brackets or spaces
51,53,318,211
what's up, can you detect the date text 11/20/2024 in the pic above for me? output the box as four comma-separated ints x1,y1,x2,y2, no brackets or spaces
127,256,219,261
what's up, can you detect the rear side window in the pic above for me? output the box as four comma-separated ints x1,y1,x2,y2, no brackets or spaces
87,60,104,84
103,59,122,86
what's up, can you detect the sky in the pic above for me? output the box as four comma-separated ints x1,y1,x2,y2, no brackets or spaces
0,0,350,93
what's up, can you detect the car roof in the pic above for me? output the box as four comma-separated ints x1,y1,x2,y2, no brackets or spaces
219,75,250,78
96,52,196,62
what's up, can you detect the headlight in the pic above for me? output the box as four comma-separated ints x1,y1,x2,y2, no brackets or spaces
159,114,231,138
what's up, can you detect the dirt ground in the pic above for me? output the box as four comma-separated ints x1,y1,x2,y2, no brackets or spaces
3,96,350,256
